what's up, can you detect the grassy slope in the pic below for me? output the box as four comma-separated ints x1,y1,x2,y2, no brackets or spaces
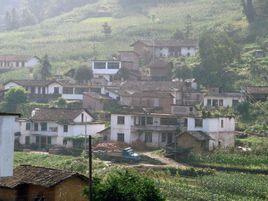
0,0,243,62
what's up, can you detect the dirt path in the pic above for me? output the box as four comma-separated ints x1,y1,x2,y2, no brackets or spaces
138,152,189,169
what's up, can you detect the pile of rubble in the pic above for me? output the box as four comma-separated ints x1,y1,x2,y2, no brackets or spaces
93,142,129,152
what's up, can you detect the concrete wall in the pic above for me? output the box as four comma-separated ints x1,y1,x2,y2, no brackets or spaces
187,117,235,133
0,115,18,177
204,96,242,107
111,114,132,144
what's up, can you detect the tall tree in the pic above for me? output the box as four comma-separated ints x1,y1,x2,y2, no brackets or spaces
194,30,239,89
4,11,12,30
39,55,52,80
2,87,28,112
241,0,256,23
74,66,93,84
11,8,19,29
102,22,112,37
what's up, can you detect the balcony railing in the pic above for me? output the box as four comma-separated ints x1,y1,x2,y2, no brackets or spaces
131,125,179,132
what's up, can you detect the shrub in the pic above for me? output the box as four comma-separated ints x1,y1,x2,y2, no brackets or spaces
84,169,165,201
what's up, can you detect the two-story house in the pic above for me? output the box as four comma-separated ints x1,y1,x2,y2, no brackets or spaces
110,111,185,147
92,60,121,82
176,116,235,152
203,88,244,108
131,39,198,59
0,112,20,177
19,108,105,148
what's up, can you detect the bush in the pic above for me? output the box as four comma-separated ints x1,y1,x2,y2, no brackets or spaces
84,169,165,201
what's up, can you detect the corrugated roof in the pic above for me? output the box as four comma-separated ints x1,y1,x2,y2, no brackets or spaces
0,165,87,189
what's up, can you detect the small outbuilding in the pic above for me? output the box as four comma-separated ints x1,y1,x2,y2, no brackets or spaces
0,165,88,201
176,131,214,153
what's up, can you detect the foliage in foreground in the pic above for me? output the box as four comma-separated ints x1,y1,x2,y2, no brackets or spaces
84,169,165,201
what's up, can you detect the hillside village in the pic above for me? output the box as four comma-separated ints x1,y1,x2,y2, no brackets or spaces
0,0,267,201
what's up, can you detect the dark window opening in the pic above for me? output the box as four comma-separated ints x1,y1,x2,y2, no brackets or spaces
41,123,47,131
117,133,124,142
145,132,152,143
195,119,203,128
64,125,68,133
26,122,31,131
117,116,125,125
160,118,177,125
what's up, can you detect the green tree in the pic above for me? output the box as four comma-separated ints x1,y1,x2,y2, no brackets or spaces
74,66,93,84
11,8,19,29
37,55,51,80
50,98,67,108
2,87,28,112
194,30,239,89
84,170,165,201
4,11,12,30
241,0,256,23
21,8,37,26
102,22,112,37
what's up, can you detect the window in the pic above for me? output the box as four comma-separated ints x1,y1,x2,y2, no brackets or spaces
160,118,177,125
147,117,153,125
36,136,40,144
64,125,68,133
117,116,125,125
189,107,193,112
25,136,30,145
54,87,59,94
34,123,39,131
41,123,47,131
221,120,224,128
75,88,89,94
207,99,212,106
145,132,152,143
117,133,125,142
184,118,188,127
107,62,120,69
26,122,31,131
94,62,106,69
219,99,223,106
63,87,74,94
49,127,58,132
195,119,203,128
232,100,239,107
48,136,52,145
153,98,160,107
81,113,84,122
212,99,218,107
161,133,167,143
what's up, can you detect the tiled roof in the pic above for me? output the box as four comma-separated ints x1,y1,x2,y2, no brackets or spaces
120,90,174,98
0,55,36,62
246,86,268,94
5,80,60,87
0,165,87,189
178,131,213,141
120,81,184,92
148,60,172,69
31,108,93,122
131,39,198,47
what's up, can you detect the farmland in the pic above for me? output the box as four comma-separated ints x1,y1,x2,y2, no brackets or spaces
14,136,268,201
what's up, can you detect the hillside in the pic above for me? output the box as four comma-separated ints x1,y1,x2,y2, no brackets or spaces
0,0,243,63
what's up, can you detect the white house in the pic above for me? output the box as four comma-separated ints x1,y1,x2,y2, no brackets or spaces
110,112,182,147
0,55,40,69
19,108,106,148
187,117,235,149
204,92,244,108
92,60,121,81
0,112,20,177
4,80,91,101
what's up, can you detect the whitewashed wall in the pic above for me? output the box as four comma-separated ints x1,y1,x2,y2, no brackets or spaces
0,115,18,177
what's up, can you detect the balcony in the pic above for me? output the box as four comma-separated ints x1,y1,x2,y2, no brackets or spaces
131,125,179,132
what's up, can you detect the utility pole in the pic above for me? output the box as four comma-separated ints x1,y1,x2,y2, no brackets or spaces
88,135,93,201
